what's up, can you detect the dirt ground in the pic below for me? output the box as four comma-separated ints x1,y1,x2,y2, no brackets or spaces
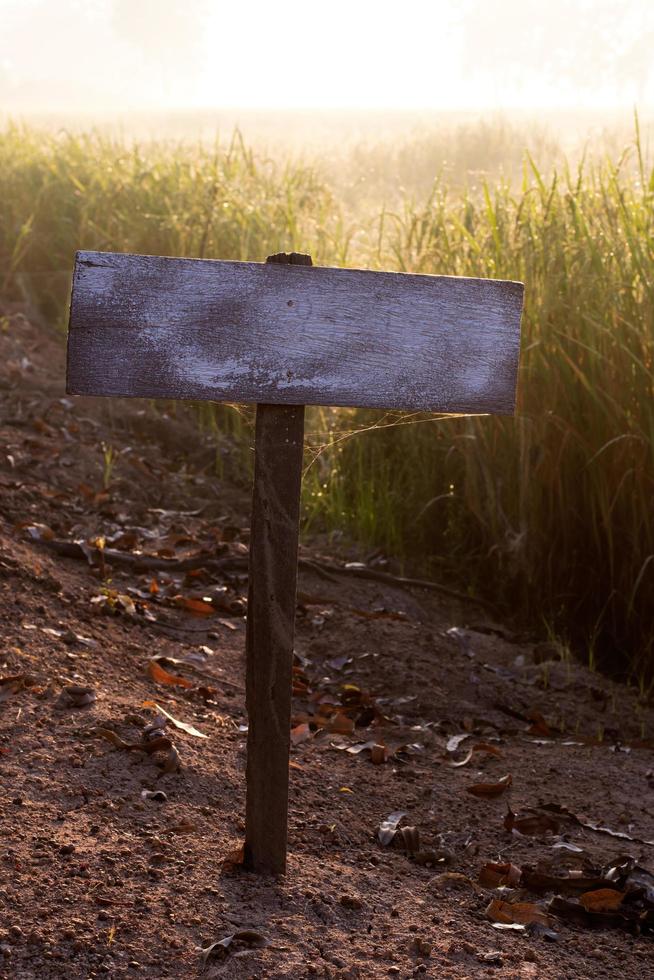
0,306,653,980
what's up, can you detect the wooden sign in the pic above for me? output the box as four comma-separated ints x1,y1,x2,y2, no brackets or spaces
67,249,524,876
67,250,522,414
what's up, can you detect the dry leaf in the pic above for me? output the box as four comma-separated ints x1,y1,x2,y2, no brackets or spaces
504,806,560,836
141,789,168,802
486,899,553,928
94,726,180,771
479,862,522,889
140,735,174,754
467,774,512,797
446,733,471,753
291,722,311,746
378,810,407,846
546,895,635,930
141,700,208,739
537,802,654,847
161,743,181,773
579,888,625,912
337,740,388,763
200,929,268,963
95,728,131,750
341,740,378,755
370,743,388,765
521,867,606,894
450,742,502,767
327,713,355,735
176,596,214,616
394,825,420,855
148,659,193,689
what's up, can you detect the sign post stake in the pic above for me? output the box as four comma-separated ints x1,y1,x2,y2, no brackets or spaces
243,252,312,874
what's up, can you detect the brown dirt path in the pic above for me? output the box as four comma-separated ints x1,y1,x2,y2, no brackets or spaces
0,307,653,979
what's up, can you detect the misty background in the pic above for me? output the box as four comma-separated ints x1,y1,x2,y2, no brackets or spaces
1,0,652,149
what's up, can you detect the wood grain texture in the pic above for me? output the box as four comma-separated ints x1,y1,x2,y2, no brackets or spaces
244,402,305,874
67,250,523,413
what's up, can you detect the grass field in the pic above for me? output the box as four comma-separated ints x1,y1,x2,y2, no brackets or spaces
1,118,653,681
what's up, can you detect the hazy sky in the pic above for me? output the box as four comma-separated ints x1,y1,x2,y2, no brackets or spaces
1,0,652,112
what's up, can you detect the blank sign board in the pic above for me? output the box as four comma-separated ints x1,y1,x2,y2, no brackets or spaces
67,250,523,414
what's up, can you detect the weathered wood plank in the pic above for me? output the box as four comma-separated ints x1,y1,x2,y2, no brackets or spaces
67,250,523,413
244,401,305,874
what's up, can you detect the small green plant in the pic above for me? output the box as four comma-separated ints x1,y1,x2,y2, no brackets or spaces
101,442,115,491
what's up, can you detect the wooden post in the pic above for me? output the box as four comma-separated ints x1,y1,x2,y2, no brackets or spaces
243,252,311,874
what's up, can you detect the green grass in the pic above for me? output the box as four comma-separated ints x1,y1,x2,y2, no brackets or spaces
1,120,653,681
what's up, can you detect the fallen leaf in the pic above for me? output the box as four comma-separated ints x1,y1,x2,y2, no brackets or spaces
148,659,193,689
200,929,268,964
394,825,420,855
537,802,654,847
142,735,174,756
551,841,585,854
160,742,181,773
479,862,522,889
446,733,471,753
486,899,553,928
467,774,512,798
141,789,168,802
62,630,98,649
504,806,560,836
335,740,388,763
142,700,208,739
93,726,180,771
176,596,215,616
521,867,607,895
378,810,407,846
291,722,311,746
21,523,55,541
579,888,625,912
546,895,645,931
339,740,378,755
450,742,502,767
327,713,355,735
95,728,131,750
